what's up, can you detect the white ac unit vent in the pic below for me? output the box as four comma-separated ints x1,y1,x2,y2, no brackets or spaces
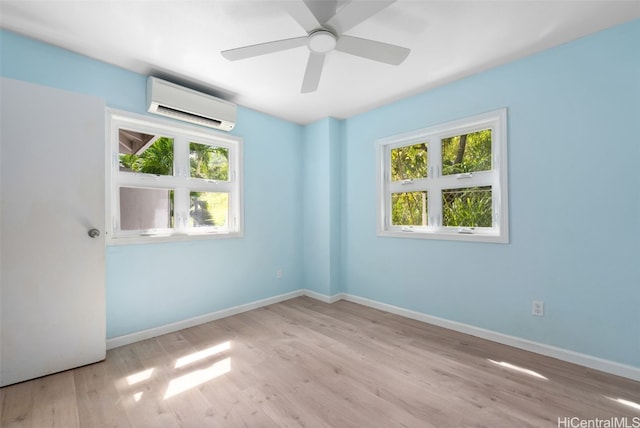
146,77,236,131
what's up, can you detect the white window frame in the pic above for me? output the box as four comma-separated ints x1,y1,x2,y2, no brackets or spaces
376,108,508,243
106,109,243,245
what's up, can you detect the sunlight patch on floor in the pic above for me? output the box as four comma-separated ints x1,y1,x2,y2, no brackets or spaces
175,341,231,369
488,359,548,380
605,397,640,411
164,357,231,399
126,368,155,385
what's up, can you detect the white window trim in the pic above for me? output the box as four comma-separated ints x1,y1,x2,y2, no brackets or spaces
376,108,509,243
106,109,243,245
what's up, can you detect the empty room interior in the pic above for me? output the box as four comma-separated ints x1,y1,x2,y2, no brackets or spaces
1,1,639,427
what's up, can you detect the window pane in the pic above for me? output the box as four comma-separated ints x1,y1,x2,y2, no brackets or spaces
119,129,174,176
442,186,492,227
391,191,427,226
190,143,229,180
442,129,491,175
190,191,228,227
119,187,173,230
391,143,428,181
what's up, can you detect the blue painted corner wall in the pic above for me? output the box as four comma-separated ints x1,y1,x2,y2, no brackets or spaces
1,18,638,369
302,117,343,297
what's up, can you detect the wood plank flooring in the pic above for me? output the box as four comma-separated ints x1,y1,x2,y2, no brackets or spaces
2,296,639,427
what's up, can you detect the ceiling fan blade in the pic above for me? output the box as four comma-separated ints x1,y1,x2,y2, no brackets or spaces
222,36,307,61
336,35,410,65
301,52,326,93
326,0,396,34
286,0,322,33
303,0,338,24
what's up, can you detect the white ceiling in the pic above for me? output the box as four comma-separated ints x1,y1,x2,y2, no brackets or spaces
1,0,639,124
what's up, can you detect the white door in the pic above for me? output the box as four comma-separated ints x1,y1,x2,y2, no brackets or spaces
0,77,106,387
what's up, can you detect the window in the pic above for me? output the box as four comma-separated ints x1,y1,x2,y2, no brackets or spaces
107,110,242,243
376,109,508,243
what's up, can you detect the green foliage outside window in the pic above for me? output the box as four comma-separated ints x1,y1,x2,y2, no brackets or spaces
119,137,174,175
442,129,492,175
190,143,229,181
442,187,492,227
392,191,427,226
391,143,427,181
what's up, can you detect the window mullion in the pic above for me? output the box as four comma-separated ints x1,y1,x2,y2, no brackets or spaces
437,173,494,189
427,180,442,228
188,180,232,193
116,173,183,189
429,137,441,180
172,187,188,232
173,135,188,233
173,135,188,179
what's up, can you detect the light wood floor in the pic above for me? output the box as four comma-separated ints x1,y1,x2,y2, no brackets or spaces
1,297,639,427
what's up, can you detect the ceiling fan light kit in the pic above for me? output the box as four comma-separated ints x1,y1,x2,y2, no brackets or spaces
221,0,410,94
308,30,337,54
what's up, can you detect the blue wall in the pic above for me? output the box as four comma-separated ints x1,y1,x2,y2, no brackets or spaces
341,19,640,367
2,18,639,368
302,117,343,297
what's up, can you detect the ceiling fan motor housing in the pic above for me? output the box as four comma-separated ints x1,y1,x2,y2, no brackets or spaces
308,29,337,53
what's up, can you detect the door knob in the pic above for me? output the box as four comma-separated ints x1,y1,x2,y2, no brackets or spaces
88,228,100,238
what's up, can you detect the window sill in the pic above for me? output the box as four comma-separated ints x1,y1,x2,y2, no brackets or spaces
106,230,244,246
377,228,508,244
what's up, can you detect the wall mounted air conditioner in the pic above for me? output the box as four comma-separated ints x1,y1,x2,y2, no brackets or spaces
146,77,236,131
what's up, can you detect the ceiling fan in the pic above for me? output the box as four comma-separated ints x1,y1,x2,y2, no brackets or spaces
221,0,410,93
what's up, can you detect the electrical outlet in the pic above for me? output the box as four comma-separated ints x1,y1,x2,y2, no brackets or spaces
532,300,544,317
276,269,283,279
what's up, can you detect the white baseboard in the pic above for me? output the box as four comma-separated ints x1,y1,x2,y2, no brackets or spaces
302,289,346,304
106,289,640,382
106,290,305,350
339,293,640,382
